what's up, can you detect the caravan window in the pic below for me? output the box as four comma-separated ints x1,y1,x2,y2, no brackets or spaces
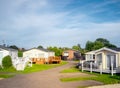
96,53,102,65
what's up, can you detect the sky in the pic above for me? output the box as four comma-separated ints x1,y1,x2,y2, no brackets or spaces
0,0,120,49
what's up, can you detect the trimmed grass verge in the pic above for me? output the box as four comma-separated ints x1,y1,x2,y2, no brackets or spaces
78,86,90,88
60,67,120,84
60,74,120,84
60,66,80,73
22,61,68,74
0,74,14,78
60,76,95,82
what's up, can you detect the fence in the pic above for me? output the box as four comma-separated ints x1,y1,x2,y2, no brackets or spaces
13,57,32,71
30,56,61,64
48,56,61,64
80,61,120,76
32,58,45,64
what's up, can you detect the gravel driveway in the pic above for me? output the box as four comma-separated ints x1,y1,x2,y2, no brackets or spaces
0,61,103,88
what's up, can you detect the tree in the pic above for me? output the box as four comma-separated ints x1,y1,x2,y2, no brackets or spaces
105,43,117,48
85,41,94,51
72,44,81,51
85,38,117,51
95,38,109,46
47,46,64,56
93,41,104,50
9,45,19,50
72,46,80,51
37,45,43,49
95,38,117,48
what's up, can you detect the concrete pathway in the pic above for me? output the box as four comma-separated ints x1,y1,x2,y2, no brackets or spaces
0,61,102,88
88,84,120,88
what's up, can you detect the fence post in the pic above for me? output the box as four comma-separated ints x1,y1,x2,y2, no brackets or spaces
111,63,113,76
111,56,114,76
90,62,92,73
81,61,84,72
31,60,32,67
100,63,102,75
28,58,32,67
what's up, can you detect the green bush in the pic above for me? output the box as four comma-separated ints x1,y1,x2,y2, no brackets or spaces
2,55,13,68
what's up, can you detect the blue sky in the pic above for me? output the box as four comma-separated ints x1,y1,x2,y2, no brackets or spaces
0,0,120,48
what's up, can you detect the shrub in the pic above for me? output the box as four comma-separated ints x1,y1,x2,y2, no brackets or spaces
2,55,13,68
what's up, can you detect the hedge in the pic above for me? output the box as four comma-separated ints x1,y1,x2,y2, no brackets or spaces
2,55,13,68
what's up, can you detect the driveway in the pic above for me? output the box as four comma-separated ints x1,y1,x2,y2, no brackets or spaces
88,84,120,88
0,61,102,88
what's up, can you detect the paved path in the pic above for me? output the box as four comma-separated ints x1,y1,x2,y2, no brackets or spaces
88,84,120,88
0,61,102,88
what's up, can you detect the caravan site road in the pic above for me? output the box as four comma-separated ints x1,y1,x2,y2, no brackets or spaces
0,61,102,88
88,84,120,88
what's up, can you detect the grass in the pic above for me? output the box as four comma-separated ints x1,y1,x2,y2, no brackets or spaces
22,61,68,74
0,74,14,78
0,66,17,73
111,75,120,80
90,74,120,84
0,61,68,78
60,76,95,82
18,51,23,57
0,67,17,78
60,67,120,84
60,74,120,84
77,86,90,88
60,66,80,73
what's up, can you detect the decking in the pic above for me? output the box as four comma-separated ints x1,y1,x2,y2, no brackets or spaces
32,58,45,64
83,67,120,74
49,56,61,64
31,56,61,64
80,61,120,75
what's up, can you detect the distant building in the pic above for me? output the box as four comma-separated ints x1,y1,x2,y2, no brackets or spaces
62,49,81,60
23,48,55,62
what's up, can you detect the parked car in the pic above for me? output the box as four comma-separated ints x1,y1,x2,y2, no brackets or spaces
75,63,81,68
83,61,98,69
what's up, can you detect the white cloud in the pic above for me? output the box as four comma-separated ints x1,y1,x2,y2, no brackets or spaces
0,0,120,48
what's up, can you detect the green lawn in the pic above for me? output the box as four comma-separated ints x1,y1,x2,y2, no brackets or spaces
22,61,68,74
0,61,68,78
0,74,14,78
18,51,23,57
0,66,17,73
78,86,90,88
60,74,120,84
60,66,80,73
60,67,120,84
